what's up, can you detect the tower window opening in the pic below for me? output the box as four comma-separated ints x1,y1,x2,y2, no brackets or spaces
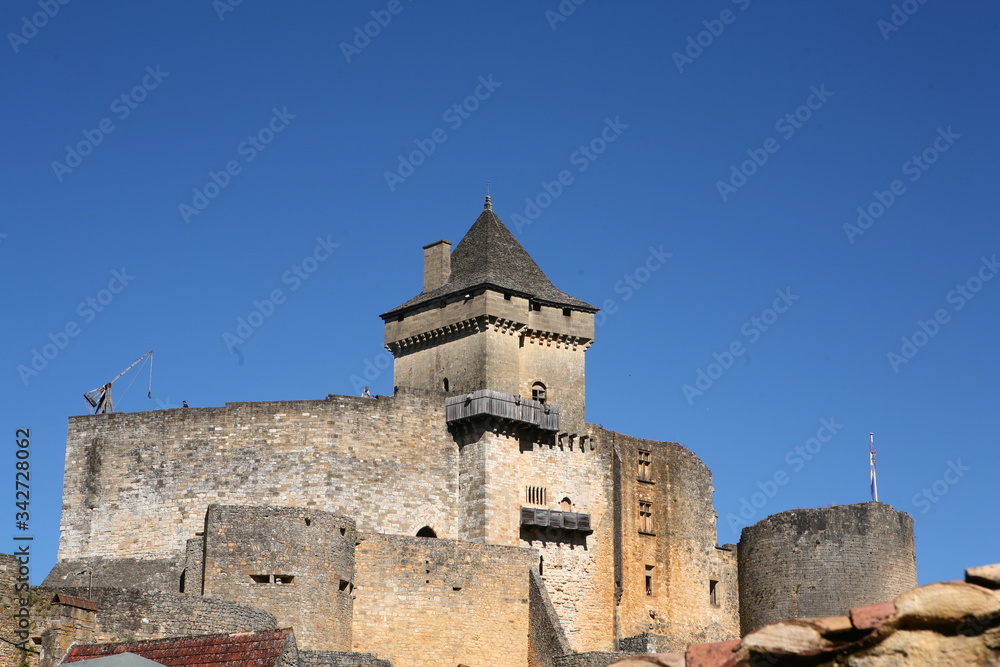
638,450,652,481
639,501,653,534
562,308,571,316
504,293,511,300
416,526,437,538
443,378,449,392
532,382,546,404
645,566,654,596
710,579,720,606
560,497,572,512
530,302,541,311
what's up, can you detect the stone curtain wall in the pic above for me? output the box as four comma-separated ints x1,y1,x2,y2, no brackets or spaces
351,534,537,667
737,502,917,634
42,556,184,593
59,390,458,560
501,429,617,652
606,429,740,650
39,586,276,642
297,651,391,667
528,569,572,667
201,505,356,651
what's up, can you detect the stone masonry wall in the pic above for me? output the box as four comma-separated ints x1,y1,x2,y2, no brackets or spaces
738,502,917,634
351,533,538,667
58,390,458,560
42,556,184,593
201,505,356,651
606,429,739,651
1,553,38,667
502,429,616,653
298,651,391,667
38,586,276,642
528,569,572,667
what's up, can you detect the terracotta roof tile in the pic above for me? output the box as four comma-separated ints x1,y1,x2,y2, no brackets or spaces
61,629,293,667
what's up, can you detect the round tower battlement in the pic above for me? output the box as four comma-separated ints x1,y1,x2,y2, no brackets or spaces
737,502,916,634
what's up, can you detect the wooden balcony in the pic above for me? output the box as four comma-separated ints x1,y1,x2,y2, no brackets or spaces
520,507,592,534
445,389,559,432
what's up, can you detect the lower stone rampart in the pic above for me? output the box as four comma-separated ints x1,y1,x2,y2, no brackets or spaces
529,569,571,667
351,533,538,667
298,651,392,667
42,556,184,594
39,586,276,642
553,651,637,667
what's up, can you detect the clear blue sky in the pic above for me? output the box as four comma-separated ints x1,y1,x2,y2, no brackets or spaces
4,1,998,587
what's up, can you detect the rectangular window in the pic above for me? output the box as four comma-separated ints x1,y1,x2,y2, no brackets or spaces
638,450,652,481
710,579,720,607
638,501,653,534
645,565,654,596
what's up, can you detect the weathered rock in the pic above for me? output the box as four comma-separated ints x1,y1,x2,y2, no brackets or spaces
894,581,1000,630
685,638,741,667
741,620,830,655
967,564,1000,589
798,615,854,635
850,601,896,630
843,628,996,666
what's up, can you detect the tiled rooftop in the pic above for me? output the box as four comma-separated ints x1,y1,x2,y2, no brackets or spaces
62,629,294,667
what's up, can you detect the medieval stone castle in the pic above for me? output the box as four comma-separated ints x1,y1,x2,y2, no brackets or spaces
8,198,919,667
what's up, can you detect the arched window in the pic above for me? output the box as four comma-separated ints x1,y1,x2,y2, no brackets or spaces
416,526,437,538
532,382,546,404
561,497,572,512
442,378,450,392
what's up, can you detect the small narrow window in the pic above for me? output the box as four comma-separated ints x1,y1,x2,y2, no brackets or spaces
645,566,654,596
250,575,271,584
710,579,720,607
638,450,652,481
562,308,571,316
504,293,512,301
530,302,541,311
639,501,653,534
526,486,547,505
442,378,449,392
179,569,186,593
531,382,546,404
560,497,572,512
275,575,294,585
339,579,350,591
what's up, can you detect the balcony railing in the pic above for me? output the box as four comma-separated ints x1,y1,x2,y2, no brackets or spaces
520,507,592,533
445,389,559,432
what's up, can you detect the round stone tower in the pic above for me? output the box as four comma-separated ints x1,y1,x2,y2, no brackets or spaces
737,502,916,634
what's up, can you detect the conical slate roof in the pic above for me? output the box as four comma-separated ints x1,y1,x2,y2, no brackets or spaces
381,199,596,319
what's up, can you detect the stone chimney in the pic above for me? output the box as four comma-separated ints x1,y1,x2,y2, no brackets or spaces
422,240,451,291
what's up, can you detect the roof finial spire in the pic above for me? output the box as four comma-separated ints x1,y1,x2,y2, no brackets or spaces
484,180,492,210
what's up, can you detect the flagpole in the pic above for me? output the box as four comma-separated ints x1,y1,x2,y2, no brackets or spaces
869,432,879,502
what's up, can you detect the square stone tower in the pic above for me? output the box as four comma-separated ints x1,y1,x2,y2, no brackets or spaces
380,196,597,431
